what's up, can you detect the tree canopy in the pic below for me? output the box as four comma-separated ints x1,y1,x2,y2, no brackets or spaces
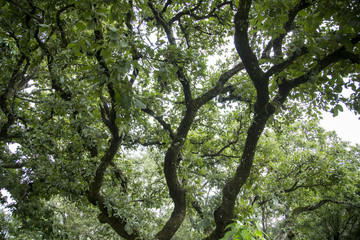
1,0,360,239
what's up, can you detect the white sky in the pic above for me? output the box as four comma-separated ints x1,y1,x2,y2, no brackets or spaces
320,108,360,145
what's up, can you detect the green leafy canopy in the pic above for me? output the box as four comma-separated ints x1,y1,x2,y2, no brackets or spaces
1,0,359,239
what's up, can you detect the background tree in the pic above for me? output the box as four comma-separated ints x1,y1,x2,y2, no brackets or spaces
1,0,360,239
0,196,122,239
295,204,360,240
247,120,360,239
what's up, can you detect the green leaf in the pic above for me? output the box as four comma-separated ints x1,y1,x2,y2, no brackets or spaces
133,98,146,109
254,230,263,237
220,230,235,240
241,229,251,239
109,31,118,41
124,222,133,235
119,40,128,48
87,20,97,30
75,21,87,30
344,39,354,52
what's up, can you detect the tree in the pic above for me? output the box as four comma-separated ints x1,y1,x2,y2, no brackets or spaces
0,196,122,239
0,0,359,239
246,120,360,239
295,204,360,240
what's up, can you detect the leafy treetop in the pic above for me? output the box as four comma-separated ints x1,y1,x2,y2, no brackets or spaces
0,0,359,239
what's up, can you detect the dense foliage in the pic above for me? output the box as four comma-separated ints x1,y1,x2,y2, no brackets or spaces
1,0,360,239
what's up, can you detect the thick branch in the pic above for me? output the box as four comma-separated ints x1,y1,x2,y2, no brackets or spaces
275,199,339,240
275,199,353,240
206,4,333,237
34,15,99,156
284,34,360,91
161,0,173,14
206,111,273,240
0,55,29,140
148,1,176,44
56,4,75,48
234,0,268,111
149,1,193,106
264,33,360,114
154,102,199,239
34,24,72,100
93,27,119,137
86,14,140,239
177,69,193,106
291,199,349,219
87,134,121,205
146,4,194,239
125,0,141,85
96,201,140,240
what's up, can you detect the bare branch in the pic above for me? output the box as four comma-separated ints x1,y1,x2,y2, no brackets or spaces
283,182,328,193
142,108,175,139
169,1,233,25
0,162,25,169
261,0,312,59
192,200,204,219
127,139,167,147
169,0,203,24
196,63,245,106
265,46,309,78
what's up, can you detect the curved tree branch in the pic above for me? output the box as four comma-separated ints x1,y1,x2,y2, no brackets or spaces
196,63,245,106
265,45,309,78
234,0,268,112
85,13,140,239
275,199,351,240
261,0,312,59
278,34,360,94
56,4,75,48
142,107,175,139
